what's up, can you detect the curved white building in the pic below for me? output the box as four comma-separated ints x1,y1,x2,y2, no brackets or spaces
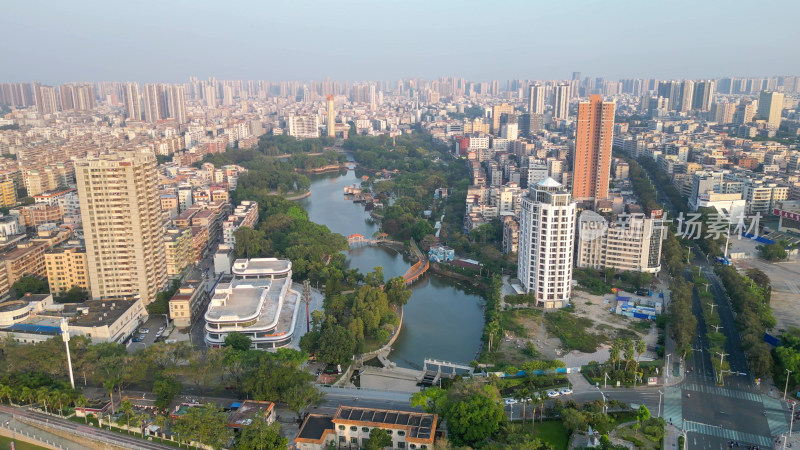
204,258,301,350
517,178,576,309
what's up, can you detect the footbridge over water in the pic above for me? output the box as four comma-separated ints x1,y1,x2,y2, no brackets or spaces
420,358,474,386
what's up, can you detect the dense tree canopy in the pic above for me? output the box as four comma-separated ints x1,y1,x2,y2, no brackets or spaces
12,276,49,298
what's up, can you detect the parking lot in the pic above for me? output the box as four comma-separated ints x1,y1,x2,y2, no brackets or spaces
127,315,169,352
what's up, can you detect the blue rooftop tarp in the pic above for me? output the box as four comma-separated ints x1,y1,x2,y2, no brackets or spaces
6,324,61,334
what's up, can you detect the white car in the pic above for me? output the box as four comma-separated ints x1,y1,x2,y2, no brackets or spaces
559,387,573,395
546,390,560,398
504,398,518,405
138,328,150,334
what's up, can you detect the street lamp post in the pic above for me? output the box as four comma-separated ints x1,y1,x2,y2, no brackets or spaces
666,354,671,383
60,319,75,389
604,372,610,389
791,402,795,437
597,388,607,415
785,369,793,401
715,351,728,385
658,390,664,418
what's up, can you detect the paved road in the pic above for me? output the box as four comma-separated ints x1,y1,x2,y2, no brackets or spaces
640,161,792,449
659,254,791,450
0,405,172,449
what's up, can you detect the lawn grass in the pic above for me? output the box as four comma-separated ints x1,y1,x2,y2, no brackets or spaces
0,435,48,450
544,310,607,353
524,420,570,450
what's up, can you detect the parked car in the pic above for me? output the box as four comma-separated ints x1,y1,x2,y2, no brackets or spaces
132,335,145,343
504,398,518,405
559,387,573,395
138,328,150,334
546,390,560,398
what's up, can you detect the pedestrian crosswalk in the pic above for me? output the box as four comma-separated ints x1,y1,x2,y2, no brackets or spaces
762,394,790,436
682,383,762,402
785,280,800,296
663,386,682,427
683,420,773,447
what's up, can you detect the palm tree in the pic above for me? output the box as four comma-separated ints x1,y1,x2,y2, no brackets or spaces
131,412,147,438
635,339,647,371
0,384,12,405
36,387,50,414
57,391,71,416
534,393,544,423
486,320,500,352
20,387,33,406
103,379,116,415
518,388,530,425
623,338,635,372
153,413,168,439
120,400,133,434
75,395,88,423
609,339,622,370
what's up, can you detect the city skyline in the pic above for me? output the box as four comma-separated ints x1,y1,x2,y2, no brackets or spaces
2,0,799,84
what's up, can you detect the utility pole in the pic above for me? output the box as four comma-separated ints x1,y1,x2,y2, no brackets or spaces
686,246,691,264
707,303,717,314
604,372,610,389
791,402,795,437
303,280,311,333
658,390,664,418
60,319,75,389
785,369,793,401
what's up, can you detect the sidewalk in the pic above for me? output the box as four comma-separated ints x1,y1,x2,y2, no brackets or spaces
665,424,681,449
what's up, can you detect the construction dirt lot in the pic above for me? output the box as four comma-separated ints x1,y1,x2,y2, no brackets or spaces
729,237,800,332
498,278,664,367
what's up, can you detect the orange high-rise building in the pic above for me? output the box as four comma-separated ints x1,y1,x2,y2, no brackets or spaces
572,95,615,201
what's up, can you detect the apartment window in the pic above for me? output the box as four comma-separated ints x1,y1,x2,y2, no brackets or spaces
351,437,358,444
350,426,358,432
362,427,369,432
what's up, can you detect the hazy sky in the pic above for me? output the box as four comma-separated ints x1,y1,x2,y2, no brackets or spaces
2,0,799,84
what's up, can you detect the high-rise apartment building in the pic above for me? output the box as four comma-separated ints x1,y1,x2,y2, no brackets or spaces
59,84,96,111
576,212,663,273
123,82,142,121
326,95,335,138
528,84,545,114
75,151,167,304
0,180,16,208
33,83,59,115
517,178,576,309
167,85,188,124
678,80,694,113
733,99,756,125
572,95,615,201
288,115,320,139
45,247,90,295
757,90,784,128
491,103,514,134
553,84,571,120
692,80,715,111
142,84,169,123
711,101,735,124
657,81,681,111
